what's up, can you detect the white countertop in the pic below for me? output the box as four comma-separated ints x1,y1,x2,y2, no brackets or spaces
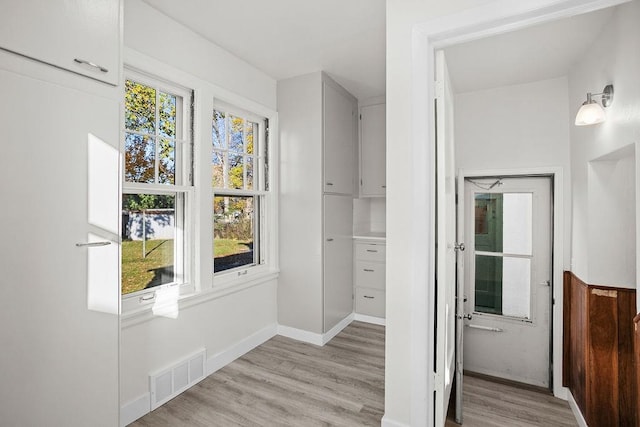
353,232,386,241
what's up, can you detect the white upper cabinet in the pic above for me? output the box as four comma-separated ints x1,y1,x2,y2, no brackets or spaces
0,0,121,86
323,80,357,195
360,103,386,196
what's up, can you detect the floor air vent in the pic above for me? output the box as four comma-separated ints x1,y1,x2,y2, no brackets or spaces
150,349,206,410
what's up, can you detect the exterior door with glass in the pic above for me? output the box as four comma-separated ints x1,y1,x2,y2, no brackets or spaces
463,176,552,388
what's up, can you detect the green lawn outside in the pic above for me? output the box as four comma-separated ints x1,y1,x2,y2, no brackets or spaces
121,238,252,295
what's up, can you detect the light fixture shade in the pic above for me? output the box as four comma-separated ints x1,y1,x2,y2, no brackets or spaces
575,101,606,126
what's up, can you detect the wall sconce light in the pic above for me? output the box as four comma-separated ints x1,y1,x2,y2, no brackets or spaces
574,84,614,126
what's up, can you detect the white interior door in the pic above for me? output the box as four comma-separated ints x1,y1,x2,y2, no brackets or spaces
434,49,456,426
463,176,552,388
0,70,120,426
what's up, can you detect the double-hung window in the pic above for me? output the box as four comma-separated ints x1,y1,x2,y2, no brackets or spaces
121,71,194,302
212,104,268,275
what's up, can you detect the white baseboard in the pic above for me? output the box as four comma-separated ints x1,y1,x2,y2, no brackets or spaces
120,323,278,426
354,313,386,326
278,313,355,346
322,313,355,344
567,391,588,427
120,393,150,427
381,414,410,427
207,323,278,375
277,324,324,346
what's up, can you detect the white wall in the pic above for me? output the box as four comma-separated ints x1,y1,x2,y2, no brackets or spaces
568,1,640,293
124,0,276,110
385,1,503,424
455,77,572,266
121,0,279,416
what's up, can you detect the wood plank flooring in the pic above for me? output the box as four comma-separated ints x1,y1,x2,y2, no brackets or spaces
446,375,578,427
130,321,577,427
130,321,385,426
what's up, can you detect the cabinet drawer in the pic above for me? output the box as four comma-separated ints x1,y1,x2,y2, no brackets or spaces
355,243,385,262
355,261,385,290
355,288,385,318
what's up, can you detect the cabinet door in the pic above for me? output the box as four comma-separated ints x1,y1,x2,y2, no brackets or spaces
323,81,356,195
0,0,120,85
360,103,386,196
323,195,354,332
0,70,120,426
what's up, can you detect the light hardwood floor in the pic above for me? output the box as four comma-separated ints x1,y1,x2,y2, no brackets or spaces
446,375,578,427
130,321,576,427
130,321,385,426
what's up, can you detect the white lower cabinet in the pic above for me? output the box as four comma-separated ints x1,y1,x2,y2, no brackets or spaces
354,241,386,318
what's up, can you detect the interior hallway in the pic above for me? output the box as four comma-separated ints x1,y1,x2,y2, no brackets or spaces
447,375,577,427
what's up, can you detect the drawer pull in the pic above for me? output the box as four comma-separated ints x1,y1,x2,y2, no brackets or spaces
363,295,375,299
366,249,378,253
363,269,375,272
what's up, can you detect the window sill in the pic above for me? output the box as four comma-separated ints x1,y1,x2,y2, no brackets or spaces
121,268,279,329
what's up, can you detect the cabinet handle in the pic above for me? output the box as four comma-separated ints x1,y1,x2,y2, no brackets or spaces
74,58,109,73
326,238,334,242
366,249,378,253
326,182,334,186
75,241,111,247
364,295,375,299
364,269,375,272
382,185,386,189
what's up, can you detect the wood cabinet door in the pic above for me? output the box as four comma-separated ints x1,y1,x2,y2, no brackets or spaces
0,0,120,85
360,103,386,196
323,81,356,195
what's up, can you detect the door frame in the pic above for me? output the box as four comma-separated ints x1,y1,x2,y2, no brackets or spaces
459,171,557,391
409,2,630,423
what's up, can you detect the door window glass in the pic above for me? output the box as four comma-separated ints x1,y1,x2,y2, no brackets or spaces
474,192,533,319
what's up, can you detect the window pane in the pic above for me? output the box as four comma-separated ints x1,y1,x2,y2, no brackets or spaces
229,115,244,153
125,80,156,133
502,193,532,255
158,138,175,184
246,156,254,190
122,194,176,295
212,150,224,188
246,121,255,155
125,133,155,183
213,196,256,272
475,254,502,314
502,257,531,318
212,110,226,149
474,255,531,319
475,194,502,253
158,92,176,138
228,153,244,189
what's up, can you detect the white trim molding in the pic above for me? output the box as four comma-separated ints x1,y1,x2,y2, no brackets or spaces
568,391,588,427
120,393,151,427
354,313,386,326
278,313,355,346
207,324,278,375
381,415,411,427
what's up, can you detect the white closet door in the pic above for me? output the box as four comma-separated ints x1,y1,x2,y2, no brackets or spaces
0,70,120,426
323,81,356,195
323,195,354,332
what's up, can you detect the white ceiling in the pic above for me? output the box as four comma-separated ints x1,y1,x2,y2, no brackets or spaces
142,0,386,101
443,7,614,94
141,1,615,100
